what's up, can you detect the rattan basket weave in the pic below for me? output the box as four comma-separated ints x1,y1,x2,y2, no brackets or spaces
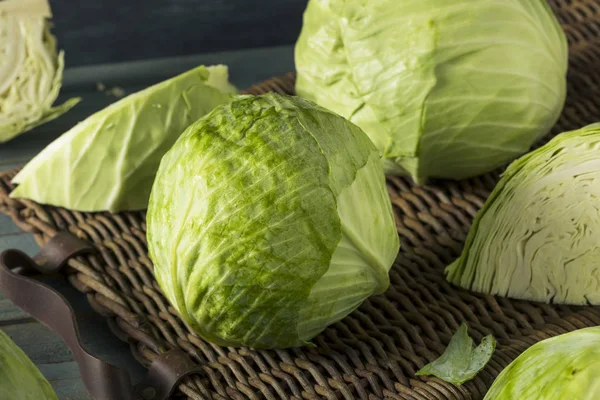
2,1,600,399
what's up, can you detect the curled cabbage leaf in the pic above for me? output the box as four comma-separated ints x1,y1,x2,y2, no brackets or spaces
0,0,80,143
0,329,57,400
484,327,600,400
446,123,600,305
147,93,399,348
295,0,568,184
416,323,496,385
11,65,236,212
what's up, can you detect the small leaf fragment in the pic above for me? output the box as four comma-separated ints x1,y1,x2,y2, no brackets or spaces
416,323,496,385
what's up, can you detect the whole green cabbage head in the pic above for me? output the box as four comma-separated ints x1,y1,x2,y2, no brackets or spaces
147,93,399,349
0,0,80,143
295,0,568,184
0,329,58,399
484,327,600,400
446,123,600,305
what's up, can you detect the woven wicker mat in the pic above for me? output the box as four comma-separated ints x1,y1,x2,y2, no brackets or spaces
1,2,600,399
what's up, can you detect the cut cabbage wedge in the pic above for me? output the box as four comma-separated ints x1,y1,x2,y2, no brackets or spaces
447,123,600,305
0,0,80,143
11,65,237,212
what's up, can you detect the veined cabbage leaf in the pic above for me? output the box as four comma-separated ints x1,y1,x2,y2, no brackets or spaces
11,65,237,212
147,93,400,349
295,0,568,184
416,323,496,385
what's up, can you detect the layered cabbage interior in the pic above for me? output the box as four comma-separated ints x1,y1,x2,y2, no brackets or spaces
447,124,600,305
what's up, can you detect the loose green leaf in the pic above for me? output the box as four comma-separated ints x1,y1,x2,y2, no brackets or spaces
0,0,80,143
416,323,496,384
11,64,237,212
0,329,58,399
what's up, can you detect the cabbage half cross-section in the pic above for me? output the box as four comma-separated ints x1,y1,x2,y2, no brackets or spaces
295,0,568,184
446,123,600,305
147,93,400,349
0,0,79,143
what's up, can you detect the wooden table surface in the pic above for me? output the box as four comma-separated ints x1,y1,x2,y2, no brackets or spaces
0,45,294,399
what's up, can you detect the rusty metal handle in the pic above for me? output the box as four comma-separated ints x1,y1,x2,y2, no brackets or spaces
0,232,201,400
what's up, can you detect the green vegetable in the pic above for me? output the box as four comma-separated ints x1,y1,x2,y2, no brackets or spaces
0,0,80,143
484,327,600,399
147,93,399,349
0,329,57,400
446,123,600,304
11,65,236,212
416,323,496,384
295,0,568,184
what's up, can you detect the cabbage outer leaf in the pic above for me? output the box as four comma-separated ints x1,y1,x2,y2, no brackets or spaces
0,329,58,400
484,327,600,400
295,0,568,183
446,123,600,305
11,65,236,212
147,94,398,348
297,149,398,341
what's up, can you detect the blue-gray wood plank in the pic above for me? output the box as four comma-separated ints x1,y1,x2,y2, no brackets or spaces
49,0,307,67
0,45,295,399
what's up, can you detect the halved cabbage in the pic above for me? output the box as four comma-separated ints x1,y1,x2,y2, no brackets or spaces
0,0,79,143
446,123,600,305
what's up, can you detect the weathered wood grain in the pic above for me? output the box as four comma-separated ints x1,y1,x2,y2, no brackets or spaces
38,361,89,400
0,299,31,324
0,290,32,315
2,324,88,399
1,323,96,399
49,0,306,66
0,214,24,236
3,323,75,364
0,226,39,252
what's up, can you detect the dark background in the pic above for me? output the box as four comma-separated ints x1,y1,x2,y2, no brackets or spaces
50,0,308,67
